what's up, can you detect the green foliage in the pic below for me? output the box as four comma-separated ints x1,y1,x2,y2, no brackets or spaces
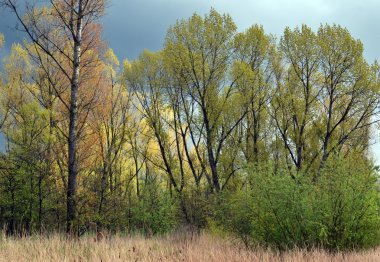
213,189,255,248
315,156,380,250
0,101,58,234
130,176,178,235
213,156,380,251
181,187,211,229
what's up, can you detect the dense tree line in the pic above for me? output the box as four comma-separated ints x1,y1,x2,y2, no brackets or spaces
0,2,379,250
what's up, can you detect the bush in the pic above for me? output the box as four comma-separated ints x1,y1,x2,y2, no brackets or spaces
313,156,380,250
213,156,380,251
181,187,210,229
130,176,178,235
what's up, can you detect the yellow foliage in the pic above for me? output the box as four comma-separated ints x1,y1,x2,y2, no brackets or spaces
0,33,4,49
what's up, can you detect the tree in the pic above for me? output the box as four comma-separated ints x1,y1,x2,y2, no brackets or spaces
0,33,11,131
164,9,246,192
126,51,184,194
0,43,57,234
316,25,380,171
270,25,321,172
1,0,107,233
233,25,276,165
88,49,132,229
270,24,380,173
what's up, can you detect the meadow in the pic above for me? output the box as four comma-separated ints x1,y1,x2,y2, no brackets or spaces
0,233,379,262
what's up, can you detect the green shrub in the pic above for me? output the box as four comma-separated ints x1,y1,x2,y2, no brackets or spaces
313,156,380,250
213,156,380,251
130,177,178,235
181,187,210,229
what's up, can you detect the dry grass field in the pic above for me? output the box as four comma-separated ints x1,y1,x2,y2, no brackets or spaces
0,233,379,262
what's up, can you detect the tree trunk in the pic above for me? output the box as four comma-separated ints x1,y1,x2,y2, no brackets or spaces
66,2,83,234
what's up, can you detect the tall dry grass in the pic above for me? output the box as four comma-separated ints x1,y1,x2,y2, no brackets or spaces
0,232,379,262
